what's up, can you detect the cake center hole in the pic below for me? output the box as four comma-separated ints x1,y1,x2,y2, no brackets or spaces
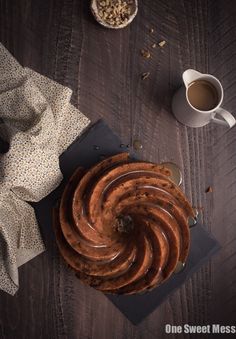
113,215,134,234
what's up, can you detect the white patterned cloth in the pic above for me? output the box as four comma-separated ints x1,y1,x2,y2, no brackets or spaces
0,43,90,295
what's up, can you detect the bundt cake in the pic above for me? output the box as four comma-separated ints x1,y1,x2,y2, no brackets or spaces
53,153,195,295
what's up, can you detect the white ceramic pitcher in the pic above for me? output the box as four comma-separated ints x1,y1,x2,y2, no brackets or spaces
172,69,236,128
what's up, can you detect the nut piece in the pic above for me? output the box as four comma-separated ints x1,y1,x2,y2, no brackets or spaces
113,215,134,233
205,186,213,193
140,49,151,58
151,43,157,48
141,72,150,80
158,40,166,47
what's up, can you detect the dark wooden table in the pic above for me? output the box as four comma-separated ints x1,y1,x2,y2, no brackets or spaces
0,0,236,338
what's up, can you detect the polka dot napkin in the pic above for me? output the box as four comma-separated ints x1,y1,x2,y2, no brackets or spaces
0,43,90,295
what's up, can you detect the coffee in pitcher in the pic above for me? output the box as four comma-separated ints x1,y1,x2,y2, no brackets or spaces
187,80,219,111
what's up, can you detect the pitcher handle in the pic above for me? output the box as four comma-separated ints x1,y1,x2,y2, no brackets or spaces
212,107,236,128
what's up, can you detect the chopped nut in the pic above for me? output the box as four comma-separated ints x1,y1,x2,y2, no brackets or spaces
158,40,166,47
113,215,134,233
205,186,213,193
151,43,157,48
141,72,150,80
96,0,134,27
140,49,151,58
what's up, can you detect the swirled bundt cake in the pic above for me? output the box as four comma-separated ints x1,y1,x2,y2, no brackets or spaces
53,153,195,295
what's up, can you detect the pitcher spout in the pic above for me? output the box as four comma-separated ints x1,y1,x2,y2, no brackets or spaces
182,69,202,88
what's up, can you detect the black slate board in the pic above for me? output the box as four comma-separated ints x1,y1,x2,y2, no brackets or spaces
107,225,219,324
33,119,221,325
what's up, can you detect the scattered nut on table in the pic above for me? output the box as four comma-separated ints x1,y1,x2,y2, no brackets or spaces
158,40,166,47
140,49,151,58
205,186,213,193
141,72,150,80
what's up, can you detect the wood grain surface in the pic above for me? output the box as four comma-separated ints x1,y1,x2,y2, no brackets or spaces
0,0,235,338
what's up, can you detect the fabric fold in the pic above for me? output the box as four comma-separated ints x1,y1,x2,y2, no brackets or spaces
0,43,90,295
0,189,45,295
